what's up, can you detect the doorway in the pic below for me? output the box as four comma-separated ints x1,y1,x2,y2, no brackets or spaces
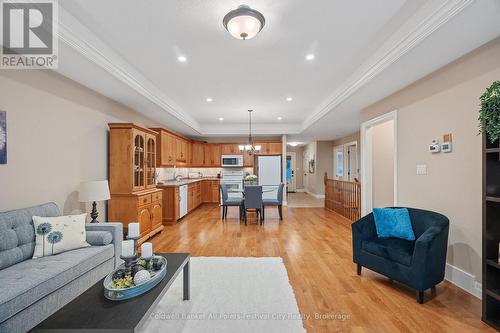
345,141,358,181
286,152,296,192
361,111,398,215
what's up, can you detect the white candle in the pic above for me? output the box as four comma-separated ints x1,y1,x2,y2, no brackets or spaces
122,240,134,257
128,223,140,238
141,242,153,258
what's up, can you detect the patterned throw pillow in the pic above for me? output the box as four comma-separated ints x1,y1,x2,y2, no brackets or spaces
32,214,90,258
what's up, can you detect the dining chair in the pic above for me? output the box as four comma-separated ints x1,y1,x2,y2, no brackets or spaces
262,183,284,221
243,185,263,225
220,184,243,221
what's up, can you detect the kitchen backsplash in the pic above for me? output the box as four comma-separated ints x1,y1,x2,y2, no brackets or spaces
157,167,254,181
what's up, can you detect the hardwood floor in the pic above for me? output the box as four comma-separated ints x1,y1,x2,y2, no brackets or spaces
150,204,492,333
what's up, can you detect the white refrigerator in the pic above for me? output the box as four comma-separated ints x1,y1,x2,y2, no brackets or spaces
256,155,282,200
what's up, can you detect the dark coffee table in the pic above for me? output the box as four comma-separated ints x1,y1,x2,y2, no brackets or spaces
34,253,190,332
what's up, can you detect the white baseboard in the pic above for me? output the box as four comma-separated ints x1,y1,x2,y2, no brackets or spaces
445,263,482,299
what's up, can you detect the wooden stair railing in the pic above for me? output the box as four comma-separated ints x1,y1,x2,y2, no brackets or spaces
324,172,361,221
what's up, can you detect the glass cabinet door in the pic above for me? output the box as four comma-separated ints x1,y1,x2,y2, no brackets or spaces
146,135,156,188
134,133,145,190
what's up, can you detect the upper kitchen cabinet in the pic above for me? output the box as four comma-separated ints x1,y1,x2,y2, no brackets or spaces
258,142,282,155
221,143,240,155
150,128,176,167
192,142,205,166
108,123,159,194
243,150,254,167
175,137,188,164
204,144,221,167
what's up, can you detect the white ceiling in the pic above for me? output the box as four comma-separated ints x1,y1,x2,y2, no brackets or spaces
55,0,500,141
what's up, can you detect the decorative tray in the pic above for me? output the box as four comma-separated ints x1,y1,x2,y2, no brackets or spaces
103,255,167,301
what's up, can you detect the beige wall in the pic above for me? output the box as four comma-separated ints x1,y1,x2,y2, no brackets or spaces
0,70,159,221
302,141,335,196
303,142,317,194
361,37,500,281
371,120,394,208
286,146,304,190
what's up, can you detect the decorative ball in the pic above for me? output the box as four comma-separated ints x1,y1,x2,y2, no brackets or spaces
112,269,126,281
133,270,151,285
131,265,144,276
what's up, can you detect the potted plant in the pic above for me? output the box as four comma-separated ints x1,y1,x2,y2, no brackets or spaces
478,81,500,143
245,174,258,185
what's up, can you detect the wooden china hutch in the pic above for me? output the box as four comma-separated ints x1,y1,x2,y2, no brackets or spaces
108,123,163,244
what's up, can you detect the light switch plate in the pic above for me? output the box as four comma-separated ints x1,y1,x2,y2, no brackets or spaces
416,164,427,175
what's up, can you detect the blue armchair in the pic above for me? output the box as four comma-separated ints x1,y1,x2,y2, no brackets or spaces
352,207,449,303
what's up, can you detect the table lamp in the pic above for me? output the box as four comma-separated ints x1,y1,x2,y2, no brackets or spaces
79,180,111,223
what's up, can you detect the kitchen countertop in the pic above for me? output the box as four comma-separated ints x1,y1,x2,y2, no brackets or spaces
156,177,220,188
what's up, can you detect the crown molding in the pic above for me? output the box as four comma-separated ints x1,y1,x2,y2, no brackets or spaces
56,1,473,137
300,0,474,131
57,5,202,133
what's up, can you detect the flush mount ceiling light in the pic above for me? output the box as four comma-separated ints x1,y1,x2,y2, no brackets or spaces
177,55,187,62
223,5,265,40
286,97,293,102
206,97,213,102
305,54,315,61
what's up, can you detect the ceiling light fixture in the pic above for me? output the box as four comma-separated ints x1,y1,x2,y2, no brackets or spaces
206,97,213,102
277,116,283,120
288,142,301,147
223,5,265,40
177,55,187,62
286,97,293,102
305,54,315,61
238,110,261,155
218,117,224,121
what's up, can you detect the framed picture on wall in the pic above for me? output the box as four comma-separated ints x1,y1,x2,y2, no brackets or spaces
0,111,6,164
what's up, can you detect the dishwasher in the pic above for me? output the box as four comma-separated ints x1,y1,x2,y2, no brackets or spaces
179,185,188,219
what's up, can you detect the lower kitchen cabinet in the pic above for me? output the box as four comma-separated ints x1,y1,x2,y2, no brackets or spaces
108,188,164,244
160,179,219,224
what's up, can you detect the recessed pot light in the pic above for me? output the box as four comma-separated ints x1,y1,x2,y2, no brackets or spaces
277,116,283,120
286,97,293,102
206,97,213,102
218,117,224,121
177,56,187,62
305,54,315,61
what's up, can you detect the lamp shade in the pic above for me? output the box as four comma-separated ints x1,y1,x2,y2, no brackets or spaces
79,180,111,202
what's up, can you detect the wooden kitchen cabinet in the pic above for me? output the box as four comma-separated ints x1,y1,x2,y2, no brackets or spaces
204,144,221,167
176,137,188,163
187,142,193,166
150,128,176,167
202,180,220,203
243,150,254,167
257,142,282,155
267,142,282,154
192,142,205,166
221,143,240,155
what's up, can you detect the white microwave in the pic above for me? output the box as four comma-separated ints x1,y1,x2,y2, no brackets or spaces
221,155,243,167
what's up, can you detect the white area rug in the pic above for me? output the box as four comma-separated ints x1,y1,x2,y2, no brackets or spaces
141,257,306,333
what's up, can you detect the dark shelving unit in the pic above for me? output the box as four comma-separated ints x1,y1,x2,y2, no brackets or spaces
483,135,500,331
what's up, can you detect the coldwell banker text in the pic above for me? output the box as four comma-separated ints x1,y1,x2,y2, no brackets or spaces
1,0,58,69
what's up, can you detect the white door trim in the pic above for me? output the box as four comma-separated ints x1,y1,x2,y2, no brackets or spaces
286,151,297,192
360,110,398,216
344,140,358,181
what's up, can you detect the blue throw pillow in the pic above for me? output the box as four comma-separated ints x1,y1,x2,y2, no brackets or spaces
372,208,415,241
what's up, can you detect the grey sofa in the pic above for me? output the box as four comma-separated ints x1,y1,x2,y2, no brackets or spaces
0,202,123,333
